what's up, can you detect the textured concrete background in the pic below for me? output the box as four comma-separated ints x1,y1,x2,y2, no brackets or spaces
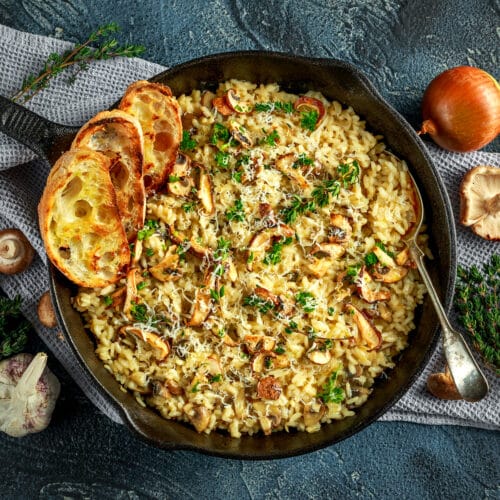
0,0,499,498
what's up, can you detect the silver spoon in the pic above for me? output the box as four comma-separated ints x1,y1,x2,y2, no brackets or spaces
404,171,489,402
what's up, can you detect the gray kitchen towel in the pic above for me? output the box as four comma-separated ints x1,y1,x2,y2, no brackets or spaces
0,24,498,429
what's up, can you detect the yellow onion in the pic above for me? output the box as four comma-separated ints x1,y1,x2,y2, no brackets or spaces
418,66,500,152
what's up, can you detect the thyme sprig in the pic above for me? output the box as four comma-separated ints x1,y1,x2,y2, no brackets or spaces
12,22,145,103
454,254,499,374
0,295,32,360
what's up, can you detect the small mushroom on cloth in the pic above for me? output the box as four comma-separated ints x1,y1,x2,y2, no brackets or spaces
0,352,60,437
0,229,35,275
37,292,58,328
427,366,462,400
460,165,500,241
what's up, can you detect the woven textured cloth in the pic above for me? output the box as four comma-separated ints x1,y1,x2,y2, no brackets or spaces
0,24,498,428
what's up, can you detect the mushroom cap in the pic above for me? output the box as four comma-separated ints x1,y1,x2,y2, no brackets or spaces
0,229,35,275
37,291,58,328
427,368,462,400
460,165,500,241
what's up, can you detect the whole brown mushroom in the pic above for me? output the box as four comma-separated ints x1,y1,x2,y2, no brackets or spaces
0,229,35,274
427,366,462,400
37,292,57,328
460,165,500,241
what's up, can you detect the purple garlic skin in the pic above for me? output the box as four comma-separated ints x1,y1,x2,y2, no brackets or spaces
0,352,61,437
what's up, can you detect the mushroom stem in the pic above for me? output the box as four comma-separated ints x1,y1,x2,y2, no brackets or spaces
15,353,47,398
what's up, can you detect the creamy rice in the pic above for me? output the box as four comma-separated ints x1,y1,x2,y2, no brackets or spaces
74,80,427,437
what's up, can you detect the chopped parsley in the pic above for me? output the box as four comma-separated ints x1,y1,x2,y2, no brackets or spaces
168,174,181,183
130,302,148,323
285,320,298,334
214,237,231,261
137,281,148,291
191,381,201,393
180,130,197,152
210,286,225,302
247,252,254,264
243,294,275,314
264,129,280,147
295,291,317,313
364,252,378,267
225,199,245,222
263,236,293,265
317,371,345,404
274,345,286,355
210,122,231,144
280,195,315,224
182,201,196,213
137,219,159,241
375,241,395,258
145,248,155,257
231,170,243,183
103,295,113,306
209,374,222,383
337,160,360,187
346,264,362,279
327,307,335,316
293,153,314,169
254,101,294,113
311,179,341,208
215,150,230,168
300,110,319,131
236,154,250,167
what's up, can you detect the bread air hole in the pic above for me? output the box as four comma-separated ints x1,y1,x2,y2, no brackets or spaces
97,204,115,222
110,161,129,190
61,176,83,200
58,247,71,260
74,199,92,218
154,132,174,152
101,251,115,264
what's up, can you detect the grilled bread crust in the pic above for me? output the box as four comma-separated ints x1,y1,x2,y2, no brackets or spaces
119,80,182,193
72,110,146,241
38,148,130,288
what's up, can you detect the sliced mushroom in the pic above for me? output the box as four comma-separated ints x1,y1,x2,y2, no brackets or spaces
204,355,222,376
0,228,35,275
181,112,197,131
201,90,215,109
225,89,243,112
109,286,126,309
225,258,238,282
303,403,326,427
244,334,276,354
254,402,282,435
131,239,143,266
356,266,391,303
377,302,393,322
427,366,462,400
168,227,212,259
194,164,215,215
272,354,290,369
123,269,138,320
37,291,57,328
120,326,170,360
254,287,281,308
395,247,416,268
166,379,183,395
247,224,294,270
186,404,211,433
460,165,500,241
212,96,233,116
275,153,310,189
152,380,172,399
345,303,382,350
251,352,275,373
294,96,326,128
310,242,345,260
306,348,332,365
328,214,353,244
229,121,253,148
371,266,408,284
187,288,212,326
257,376,282,400
168,153,194,197
372,245,396,268
149,250,182,282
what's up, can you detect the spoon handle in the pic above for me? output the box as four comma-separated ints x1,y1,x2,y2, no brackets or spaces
407,240,489,402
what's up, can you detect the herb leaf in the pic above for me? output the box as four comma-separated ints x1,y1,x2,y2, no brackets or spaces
137,219,159,240
180,131,197,152
295,291,317,313
263,237,293,265
225,199,245,222
300,110,319,131
0,295,31,360
317,371,345,404
243,294,275,314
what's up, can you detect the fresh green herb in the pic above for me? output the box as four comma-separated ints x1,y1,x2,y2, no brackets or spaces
137,281,148,291
168,175,181,183
176,242,189,260
346,264,362,279
285,320,298,334
275,101,294,113
280,195,315,224
225,199,245,222
103,295,113,306
214,237,231,261
142,270,150,278
455,255,499,373
264,356,273,369
375,241,395,258
364,252,378,267
327,307,335,316
191,381,201,393
210,286,225,302
215,150,231,169
130,302,148,323
137,219,159,240
264,130,280,147
0,295,31,359
209,374,222,383
218,329,226,338
210,123,231,144
293,153,314,169
231,170,243,183
243,294,275,314
311,179,341,208
263,236,293,265
274,345,286,355
180,130,197,152
254,101,294,113
307,326,317,341
236,154,250,167
145,248,155,257
317,371,345,404
247,252,255,264
337,160,360,187
300,110,319,131
12,22,145,103
214,264,225,277
182,201,196,213
295,291,317,313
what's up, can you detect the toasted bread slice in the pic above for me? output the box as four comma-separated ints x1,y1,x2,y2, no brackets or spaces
72,110,146,241
119,80,182,193
38,148,130,288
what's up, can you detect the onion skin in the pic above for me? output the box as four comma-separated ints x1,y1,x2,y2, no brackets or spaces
419,66,500,152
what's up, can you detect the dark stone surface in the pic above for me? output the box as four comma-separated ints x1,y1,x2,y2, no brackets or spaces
0,0,498,498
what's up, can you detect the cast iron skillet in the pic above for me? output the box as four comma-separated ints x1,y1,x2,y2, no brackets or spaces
0,52,456,459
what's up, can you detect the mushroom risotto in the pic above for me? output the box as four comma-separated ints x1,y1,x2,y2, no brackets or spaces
74,80,428,437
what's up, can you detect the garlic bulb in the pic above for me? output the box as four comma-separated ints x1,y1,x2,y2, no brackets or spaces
0,352,60,437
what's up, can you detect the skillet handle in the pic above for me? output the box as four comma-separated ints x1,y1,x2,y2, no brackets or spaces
0,95,78,161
